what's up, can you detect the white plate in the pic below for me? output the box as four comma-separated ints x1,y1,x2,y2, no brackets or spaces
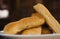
0,31,60,39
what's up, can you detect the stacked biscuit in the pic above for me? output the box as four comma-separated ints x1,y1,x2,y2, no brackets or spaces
3,3,60,35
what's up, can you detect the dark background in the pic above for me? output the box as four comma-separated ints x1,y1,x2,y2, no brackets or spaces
0,0,60,30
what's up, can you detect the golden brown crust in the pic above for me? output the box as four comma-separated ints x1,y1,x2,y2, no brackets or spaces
3,21,23,34
4,16,45,34
31,13,44,18
22,27,41,35
18,16,45,28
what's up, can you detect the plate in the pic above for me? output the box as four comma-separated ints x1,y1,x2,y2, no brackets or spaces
0,31,60,39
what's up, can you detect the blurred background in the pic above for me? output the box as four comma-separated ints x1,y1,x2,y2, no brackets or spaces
0,0,60,30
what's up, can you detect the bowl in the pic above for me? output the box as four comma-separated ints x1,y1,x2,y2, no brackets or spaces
0,31,60,39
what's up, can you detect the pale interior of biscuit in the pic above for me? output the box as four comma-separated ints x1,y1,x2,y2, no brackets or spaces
33,3,60,33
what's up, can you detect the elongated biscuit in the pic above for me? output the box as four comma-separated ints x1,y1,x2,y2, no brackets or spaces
4,16,45,34
22,27,41,35
33,3,60,33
